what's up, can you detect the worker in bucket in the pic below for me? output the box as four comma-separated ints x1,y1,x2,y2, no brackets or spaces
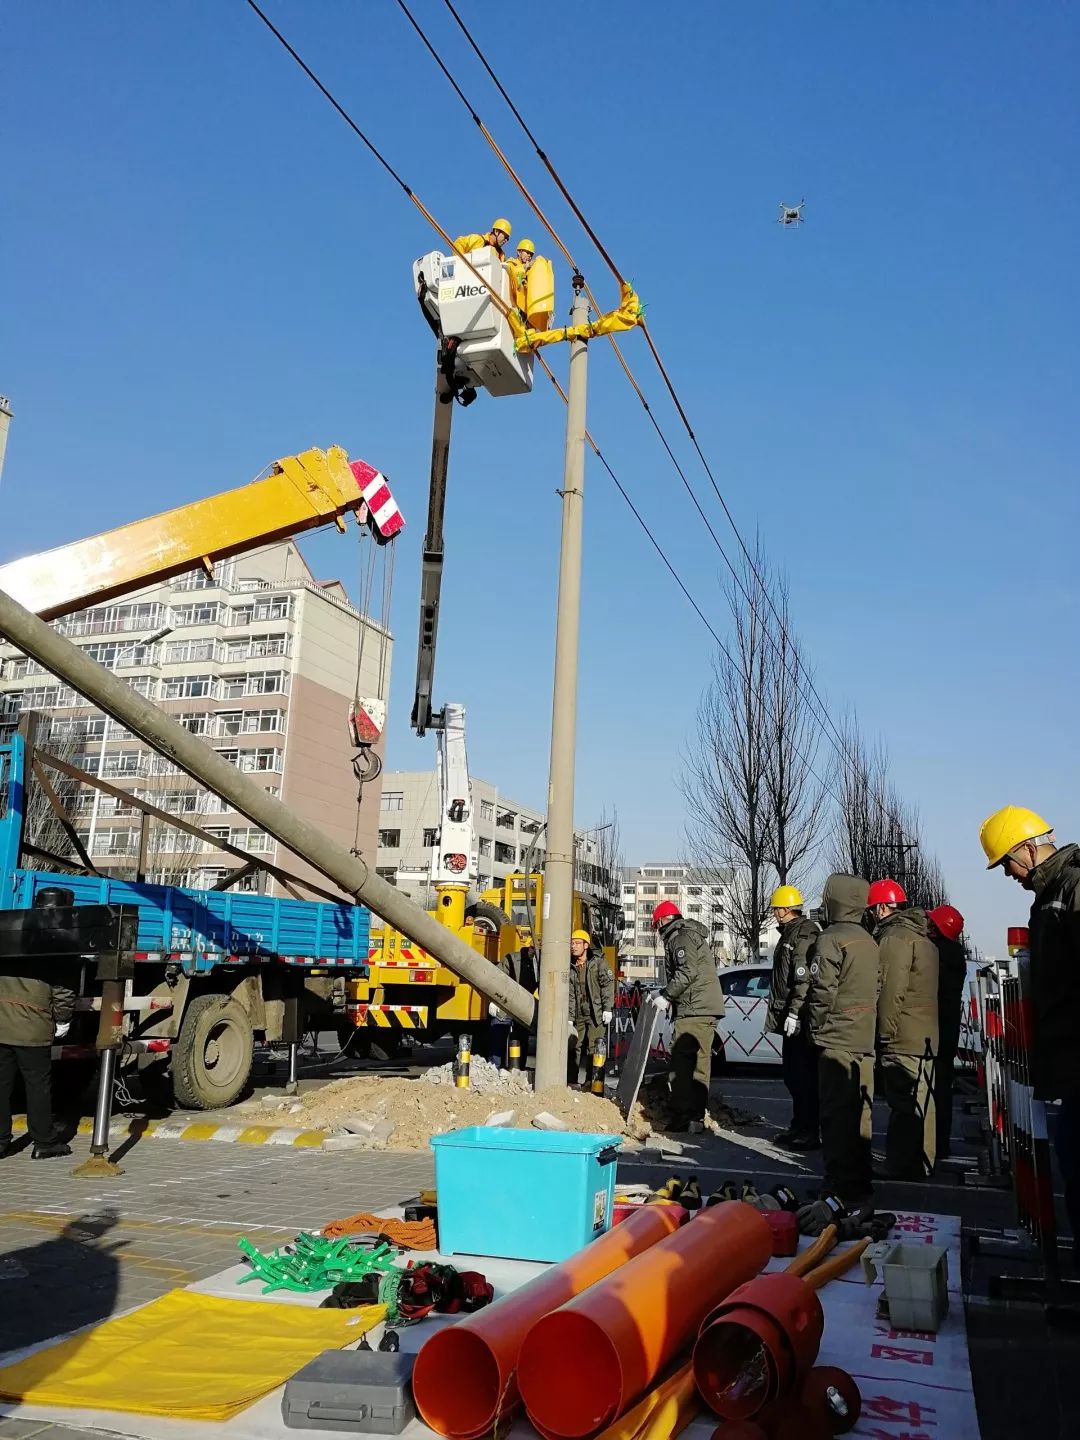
805,875,878,1207
568,930,614,1088
871,879,939,1180
981,806,1080,1261
453,217,512,258
0,926,76,1160
927,904,966,1160
764,885,821,1151
651,901,724,1133
506,237,535,312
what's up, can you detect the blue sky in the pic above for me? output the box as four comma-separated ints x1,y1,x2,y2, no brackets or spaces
2,2,1077,954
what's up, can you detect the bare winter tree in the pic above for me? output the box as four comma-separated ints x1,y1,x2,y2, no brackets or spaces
578,808,624,951
760,567,830,889
829,716,948,911
22,717,90,870
682,560,772,962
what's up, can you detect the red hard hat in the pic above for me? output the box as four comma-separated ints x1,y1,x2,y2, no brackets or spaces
927,904,964,942
867,878,906,907
652,900,681,928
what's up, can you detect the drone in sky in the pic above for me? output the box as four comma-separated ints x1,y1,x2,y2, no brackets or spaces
778,200,805,227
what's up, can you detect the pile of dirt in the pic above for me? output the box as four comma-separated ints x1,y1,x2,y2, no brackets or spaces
422,1057,532,1096
292,1074,652,1151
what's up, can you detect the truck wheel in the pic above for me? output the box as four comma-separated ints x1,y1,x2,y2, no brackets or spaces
464,899,513,931
172,994,254,1110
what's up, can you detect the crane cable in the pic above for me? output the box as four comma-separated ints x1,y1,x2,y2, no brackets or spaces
434,0,916,839
239,0,905,836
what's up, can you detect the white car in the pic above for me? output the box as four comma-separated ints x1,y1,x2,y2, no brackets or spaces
631,962,782,1068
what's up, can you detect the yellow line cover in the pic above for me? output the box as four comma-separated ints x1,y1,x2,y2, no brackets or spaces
0,1289,384,1420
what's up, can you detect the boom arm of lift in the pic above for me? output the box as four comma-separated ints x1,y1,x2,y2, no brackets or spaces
0,446,397,621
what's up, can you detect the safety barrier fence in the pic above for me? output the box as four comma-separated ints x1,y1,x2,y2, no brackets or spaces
966,931,1080,1312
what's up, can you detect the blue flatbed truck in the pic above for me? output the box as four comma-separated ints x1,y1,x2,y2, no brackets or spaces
0,734,371,1108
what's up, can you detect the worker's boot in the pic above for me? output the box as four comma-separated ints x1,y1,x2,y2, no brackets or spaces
31,1140,72,1160
781,1130,822,1152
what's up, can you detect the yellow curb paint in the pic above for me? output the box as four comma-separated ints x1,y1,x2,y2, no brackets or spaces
236,1126,276,1144
179,1123,221,1141
292,1131,327,1147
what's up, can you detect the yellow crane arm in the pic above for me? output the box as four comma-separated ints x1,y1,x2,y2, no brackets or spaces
0,446,377,621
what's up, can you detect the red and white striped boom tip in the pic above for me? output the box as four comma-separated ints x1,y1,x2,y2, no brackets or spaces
349,459,405,542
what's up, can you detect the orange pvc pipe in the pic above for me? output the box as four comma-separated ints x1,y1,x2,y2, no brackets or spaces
517,1202,772,1439
412,1204,682,1439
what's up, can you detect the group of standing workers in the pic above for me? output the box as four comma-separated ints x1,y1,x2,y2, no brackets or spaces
765,874,966,1208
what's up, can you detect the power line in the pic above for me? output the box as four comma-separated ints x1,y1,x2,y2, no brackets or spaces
238,0,912,857
429,0,915,842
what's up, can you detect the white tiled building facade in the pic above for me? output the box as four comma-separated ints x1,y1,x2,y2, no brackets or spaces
618,862,778,981
0,541,392,896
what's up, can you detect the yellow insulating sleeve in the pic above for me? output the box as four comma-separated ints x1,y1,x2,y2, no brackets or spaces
517,282,643,352
594,1361,698,1440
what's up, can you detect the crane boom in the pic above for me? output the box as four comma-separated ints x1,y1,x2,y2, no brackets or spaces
0,446,393,622
412,368,453,738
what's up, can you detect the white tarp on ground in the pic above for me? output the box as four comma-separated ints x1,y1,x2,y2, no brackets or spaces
0,1208,979,1440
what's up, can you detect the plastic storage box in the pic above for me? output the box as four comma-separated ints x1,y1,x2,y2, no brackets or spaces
430,1127,622,1262
880,1243,949,1331
282,1349,415,1434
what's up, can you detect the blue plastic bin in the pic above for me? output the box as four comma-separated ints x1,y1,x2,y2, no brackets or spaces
429,1127,623,1262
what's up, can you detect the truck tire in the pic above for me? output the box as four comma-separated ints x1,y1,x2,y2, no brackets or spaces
464,899,513,932
172,993,254,1110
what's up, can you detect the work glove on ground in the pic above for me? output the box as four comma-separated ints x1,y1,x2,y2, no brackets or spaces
739,1181,781,1212
796,1193,846,1236
783,1014,799,1038
706,1179,741,1207
647,1175,684,1204
770,1184,801,1213
836,1209,897,1242
679,1177,702,1211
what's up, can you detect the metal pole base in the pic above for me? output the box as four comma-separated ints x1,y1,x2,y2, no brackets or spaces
284,1040,300,1096
73,1045,123,1179
72,1153,124,1179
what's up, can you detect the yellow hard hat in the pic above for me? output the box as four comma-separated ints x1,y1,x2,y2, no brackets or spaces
571,929,591,944
770,885,804,909
517,238,535,255
980,805,1052,868
491,218,512,239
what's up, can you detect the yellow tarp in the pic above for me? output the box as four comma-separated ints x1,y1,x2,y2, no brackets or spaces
515,281,644,351
0,1289,385,1421
594,1361,699,1440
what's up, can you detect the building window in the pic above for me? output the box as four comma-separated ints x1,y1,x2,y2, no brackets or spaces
379,829,401,848
175,712,211,735
162,674,215,700
643,868,662,877
172,570,213,592
496,810,516,829
422,828,438,848
381,791,403,812
253,596,293,621
641,884,658,896
494,842,515,865
479,800,495,821
663,884,679,896
478,837,492,857
687,886,702,897
171,601,221,626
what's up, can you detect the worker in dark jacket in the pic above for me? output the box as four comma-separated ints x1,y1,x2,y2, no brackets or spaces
871,879,939,1179
568,930,614,1086
981,805,1080,1255
765,885,821,1151
651,901,725,1132
806,874,878,1205
927,904,967,1160
490,945,538,1067
0,957,75,1160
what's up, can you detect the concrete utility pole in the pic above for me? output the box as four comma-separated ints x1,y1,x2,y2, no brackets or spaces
534,276,590,1091
0,396,12,488
0,584,537,1027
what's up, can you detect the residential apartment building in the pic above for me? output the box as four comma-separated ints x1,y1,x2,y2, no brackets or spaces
0,541,392,896
619,862,779,981
375,769,618,910
376,771,545,901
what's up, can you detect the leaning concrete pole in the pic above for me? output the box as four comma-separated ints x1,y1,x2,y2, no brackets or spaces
534,277,590,1091
0,397,12,487
0,585,536,1027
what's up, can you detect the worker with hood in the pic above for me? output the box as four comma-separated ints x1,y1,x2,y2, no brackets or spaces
981,805,1080,1260
651,901,725,1133
927,905,966,1160
568,930,614,1087
764,885,821,1150
871,879,939,1179
453,218,513,258
806,875,879,1206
